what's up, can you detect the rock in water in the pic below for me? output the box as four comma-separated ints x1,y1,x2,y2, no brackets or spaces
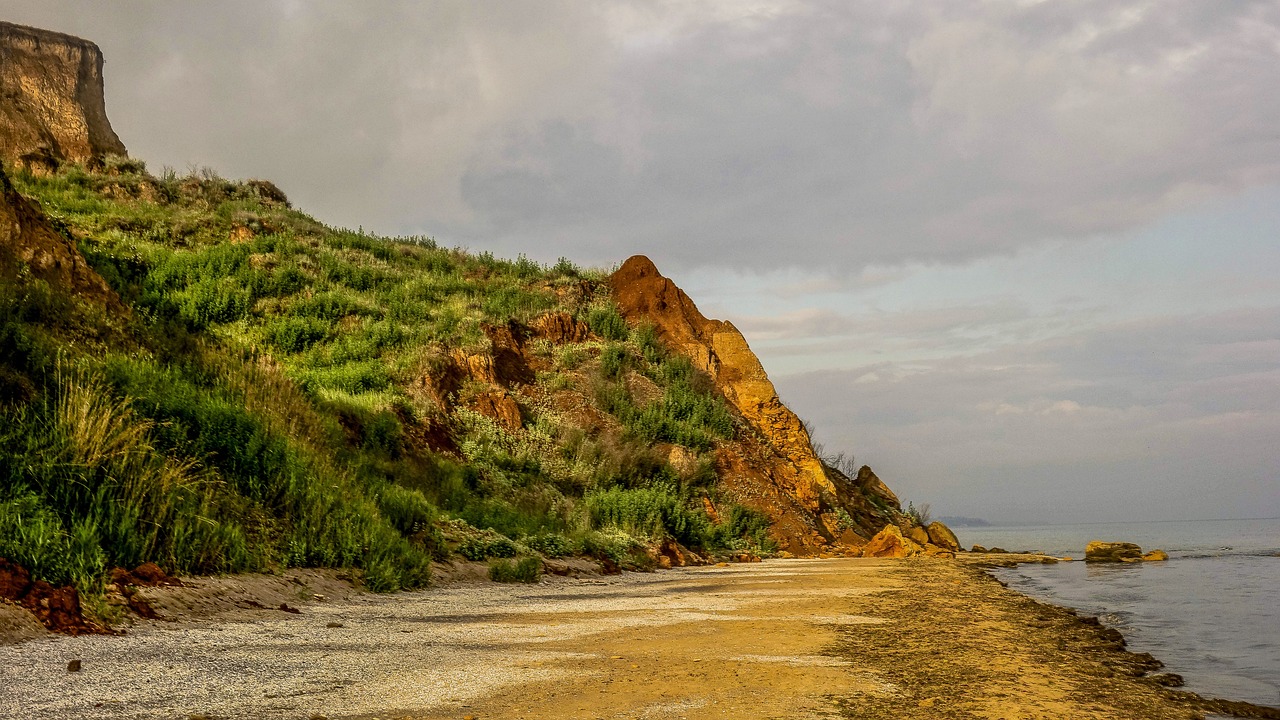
1085,541,1144,563
926,521,960,552
1142,549,1169,562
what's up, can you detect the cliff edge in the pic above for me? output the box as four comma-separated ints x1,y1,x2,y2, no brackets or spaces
0,21,126,172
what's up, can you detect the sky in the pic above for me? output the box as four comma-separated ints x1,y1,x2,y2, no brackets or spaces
8,1,1279,523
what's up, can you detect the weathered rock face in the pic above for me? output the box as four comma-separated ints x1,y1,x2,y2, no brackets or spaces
1085,541,1144,563
608,256,833,510
926,521,961,552
861,524,924,558
905,524,930,546
0,162,120,308
0,22,127,172
607,255,905,553
467,390,523,432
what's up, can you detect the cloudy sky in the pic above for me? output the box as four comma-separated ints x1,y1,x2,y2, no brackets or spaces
10,1,1279,523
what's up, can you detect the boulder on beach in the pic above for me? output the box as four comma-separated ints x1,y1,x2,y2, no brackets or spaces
1084,541,1143,563
926,521,961,552
905,525,930,546
861,524,924,558
1141,549,1168,562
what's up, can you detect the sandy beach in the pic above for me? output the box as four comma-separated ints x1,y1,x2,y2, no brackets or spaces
1,557,1273,720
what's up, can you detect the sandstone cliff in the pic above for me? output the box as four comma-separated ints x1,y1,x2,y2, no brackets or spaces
609,255,902,552
0,21,126,172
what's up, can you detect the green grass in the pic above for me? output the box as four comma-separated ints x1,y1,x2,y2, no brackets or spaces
0,159,787,612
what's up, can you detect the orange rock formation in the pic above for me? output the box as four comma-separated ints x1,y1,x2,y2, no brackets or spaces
608,255,903,553
608,255,833,510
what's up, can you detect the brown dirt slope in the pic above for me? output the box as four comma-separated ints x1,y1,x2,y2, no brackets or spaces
0,21,127,172
609,255,901,553
0,161,120,308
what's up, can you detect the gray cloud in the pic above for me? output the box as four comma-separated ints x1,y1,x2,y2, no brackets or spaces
774,306,1280,523
6,1,1279,270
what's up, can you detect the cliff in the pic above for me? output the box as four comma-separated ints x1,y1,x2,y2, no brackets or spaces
0,21,126,172
609,256,902,552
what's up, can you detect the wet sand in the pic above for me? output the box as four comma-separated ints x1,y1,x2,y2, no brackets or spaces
1,558,1272,719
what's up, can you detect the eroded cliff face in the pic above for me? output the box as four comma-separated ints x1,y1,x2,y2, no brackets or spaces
0,21,127,172
609,255,901,553
0,162,118,307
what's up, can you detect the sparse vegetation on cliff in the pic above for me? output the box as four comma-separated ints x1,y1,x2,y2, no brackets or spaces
0,158,799,618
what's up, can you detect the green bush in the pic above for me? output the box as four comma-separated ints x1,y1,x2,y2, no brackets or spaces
271,316,329,353
599,343,629,379
705,504,776,553
585,484,709,546
579,529,640,566
488,557,541,583
587,305,629,341
525,531,574,558
595,362,735,452
458,535,519,561
376,485,437,535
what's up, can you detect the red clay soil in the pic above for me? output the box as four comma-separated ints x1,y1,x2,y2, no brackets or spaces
0,558,97,635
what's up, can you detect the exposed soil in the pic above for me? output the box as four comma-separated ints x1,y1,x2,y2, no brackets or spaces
0,558,97,636
1,557,1272,719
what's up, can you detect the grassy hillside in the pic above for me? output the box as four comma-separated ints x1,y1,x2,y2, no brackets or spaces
0,158,778,618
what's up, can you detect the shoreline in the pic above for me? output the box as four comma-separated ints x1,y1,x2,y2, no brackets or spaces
1,557,1276,719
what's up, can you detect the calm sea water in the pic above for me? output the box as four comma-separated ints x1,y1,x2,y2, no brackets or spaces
960,518,1280,708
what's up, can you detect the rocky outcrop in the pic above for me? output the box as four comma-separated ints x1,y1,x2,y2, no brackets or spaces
607,255,905,553
0,162,120,308
1141,549,1168,562
1085,541,1143,563
609,256,833,510
467,390,523,432
0,22,127,172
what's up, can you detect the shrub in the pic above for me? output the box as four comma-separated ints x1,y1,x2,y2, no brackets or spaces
488,556,541,583
587,305,629,341
833,507,856,531
271,316,329,353
525,532,573,558
599,343,628,379
458,535,519,561
585,484,709,547
905,501,932,527
579,528,642,566
377,485,437,535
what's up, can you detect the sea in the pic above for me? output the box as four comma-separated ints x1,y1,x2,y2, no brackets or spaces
957,518,1280,709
